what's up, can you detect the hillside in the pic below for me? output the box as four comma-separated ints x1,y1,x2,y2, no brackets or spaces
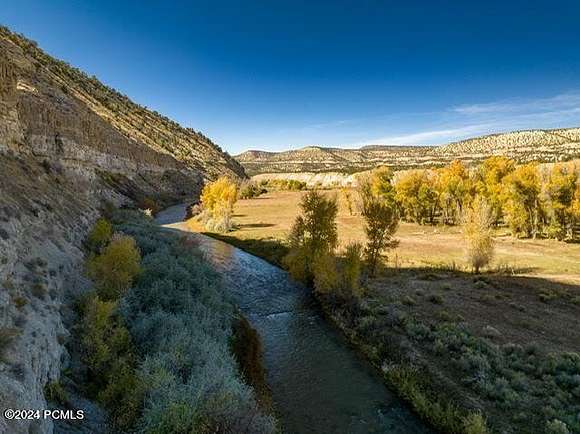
0,26,245,434
236,128,580,175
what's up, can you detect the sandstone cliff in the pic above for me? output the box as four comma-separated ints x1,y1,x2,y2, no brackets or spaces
0,26,245,434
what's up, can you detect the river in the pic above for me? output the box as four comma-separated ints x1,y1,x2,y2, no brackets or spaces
155,204,431,434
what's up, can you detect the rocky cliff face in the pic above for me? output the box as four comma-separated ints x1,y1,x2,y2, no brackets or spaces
0,26,245,434
236,129,580,175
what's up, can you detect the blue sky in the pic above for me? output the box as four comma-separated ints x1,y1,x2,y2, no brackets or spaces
2,0,580,153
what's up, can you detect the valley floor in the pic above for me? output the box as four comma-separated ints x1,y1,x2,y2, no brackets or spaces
188,189,580,433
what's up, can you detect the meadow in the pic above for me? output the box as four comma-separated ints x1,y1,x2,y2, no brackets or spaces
190,189,580,282
189,188,580,433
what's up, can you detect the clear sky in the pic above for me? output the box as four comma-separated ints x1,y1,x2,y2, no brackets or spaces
2,0,580,154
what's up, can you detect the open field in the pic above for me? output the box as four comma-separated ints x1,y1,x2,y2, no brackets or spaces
190,189,580,283
189,189,580,433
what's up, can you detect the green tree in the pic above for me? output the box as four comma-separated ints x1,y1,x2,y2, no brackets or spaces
359,179,399,276
283,191,339,288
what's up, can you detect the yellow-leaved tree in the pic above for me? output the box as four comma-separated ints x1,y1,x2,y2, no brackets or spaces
544,163,578,240
475,156,515,225
502,163,542,238
87,234,141,301
462,196,494,273
199,176,238,232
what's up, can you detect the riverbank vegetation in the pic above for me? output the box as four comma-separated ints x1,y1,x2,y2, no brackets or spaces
189,164,580,434
68,210,278,433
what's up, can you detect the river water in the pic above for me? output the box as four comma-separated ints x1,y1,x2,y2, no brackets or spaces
156,204,431,434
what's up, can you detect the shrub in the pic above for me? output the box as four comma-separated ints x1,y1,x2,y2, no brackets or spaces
44,381,68,406
86,218,113,252
462,197,494,273
114,211,277,433
341,242,364,297
139,197,159,216
87,234,141,301
80,295,142,430
0,327,21,361
312,253,339,294
239,181,266,199
463,411,489,434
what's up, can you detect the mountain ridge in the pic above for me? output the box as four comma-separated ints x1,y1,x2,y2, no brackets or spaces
235,127,580,175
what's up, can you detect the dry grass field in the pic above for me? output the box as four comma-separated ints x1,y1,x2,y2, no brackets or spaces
190,189,580,284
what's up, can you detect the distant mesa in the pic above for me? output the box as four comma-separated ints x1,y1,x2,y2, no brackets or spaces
235,128,580,176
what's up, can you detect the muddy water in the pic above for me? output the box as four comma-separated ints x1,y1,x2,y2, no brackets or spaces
156,204,431,434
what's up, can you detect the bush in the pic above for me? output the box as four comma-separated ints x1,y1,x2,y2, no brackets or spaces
114,211,277,433
86,218,112,252
340,242,364,297
80,295,142,430
462,197,494,273
239,181,266,199
87,234,141,300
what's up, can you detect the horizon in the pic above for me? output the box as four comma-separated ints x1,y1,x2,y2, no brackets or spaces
2,1,580,154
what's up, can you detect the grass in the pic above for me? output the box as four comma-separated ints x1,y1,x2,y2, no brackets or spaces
190,189,580,282
184,190,580,433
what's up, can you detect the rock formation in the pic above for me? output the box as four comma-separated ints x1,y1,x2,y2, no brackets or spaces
0,25,246,434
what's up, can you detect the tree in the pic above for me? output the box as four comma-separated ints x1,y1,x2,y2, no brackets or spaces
475,156,515,224
502,163,542,238
544,164,577,240
359,179,399,277
369,166,397,204
199,176,239,232
87,234,141,300
437,160,473,225
462,197,494,273
283,191,339,287
395,170,439,224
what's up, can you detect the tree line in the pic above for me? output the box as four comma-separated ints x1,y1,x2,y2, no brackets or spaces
362,158,580,241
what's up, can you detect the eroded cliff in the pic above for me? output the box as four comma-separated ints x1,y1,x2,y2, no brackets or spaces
0,26,245,434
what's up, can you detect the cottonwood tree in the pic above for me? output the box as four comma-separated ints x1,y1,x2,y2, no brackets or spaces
502,163,542,238
475,156,515,224
395,170,439,224
283,191,339,288
544,163,578,240
462,196,494,273
437,160,473,225
199,176,238,232
359,176,399,277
